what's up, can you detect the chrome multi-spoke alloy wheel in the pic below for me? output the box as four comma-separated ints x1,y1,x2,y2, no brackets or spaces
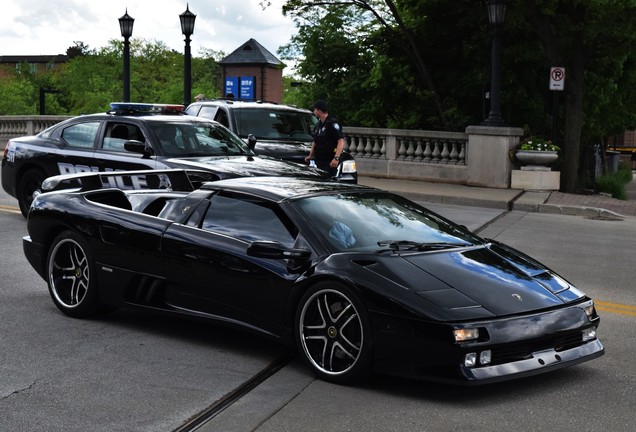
298,287,367,380
48,238,90,309
46,231,104,318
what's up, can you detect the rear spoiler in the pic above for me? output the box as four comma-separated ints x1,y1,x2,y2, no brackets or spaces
40,169,216,194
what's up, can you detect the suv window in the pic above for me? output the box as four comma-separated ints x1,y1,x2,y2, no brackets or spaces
214,109,230,128
196,105,217,121
232,108,316,142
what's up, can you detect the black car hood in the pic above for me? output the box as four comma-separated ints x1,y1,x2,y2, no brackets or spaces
340,242,585,321
253,139,311,162
163,155,326,180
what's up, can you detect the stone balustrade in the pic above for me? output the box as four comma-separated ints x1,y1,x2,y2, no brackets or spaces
0,115,69,138
344,127,467,165
343,125,523,188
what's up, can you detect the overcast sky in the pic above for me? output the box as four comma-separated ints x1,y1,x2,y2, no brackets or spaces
0,0,297,60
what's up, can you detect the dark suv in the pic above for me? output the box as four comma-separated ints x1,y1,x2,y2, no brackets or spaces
184,99,357,182
1,102,331,217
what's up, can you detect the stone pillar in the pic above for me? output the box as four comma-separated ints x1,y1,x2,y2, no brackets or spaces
465,125,523,188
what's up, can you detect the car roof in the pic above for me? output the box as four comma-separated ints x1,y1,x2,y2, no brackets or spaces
57,111,219,125
199,176,375,201
190,99,312,114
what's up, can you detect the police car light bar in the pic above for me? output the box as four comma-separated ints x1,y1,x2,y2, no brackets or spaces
109,102,185,114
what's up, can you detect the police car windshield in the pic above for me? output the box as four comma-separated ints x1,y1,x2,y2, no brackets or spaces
150,122,253,157
233,108,317,142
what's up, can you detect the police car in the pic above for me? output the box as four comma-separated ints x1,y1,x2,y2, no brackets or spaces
1,102,332,217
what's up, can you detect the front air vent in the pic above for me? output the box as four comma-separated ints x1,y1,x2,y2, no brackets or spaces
352,259,377,267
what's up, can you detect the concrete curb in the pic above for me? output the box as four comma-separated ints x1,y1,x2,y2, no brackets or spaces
535,204,626,219
358,176,633,219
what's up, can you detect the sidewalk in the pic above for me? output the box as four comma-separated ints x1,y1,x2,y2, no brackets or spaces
358,175,636,218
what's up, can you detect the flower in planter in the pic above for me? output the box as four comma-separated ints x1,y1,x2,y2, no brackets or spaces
519,137,560,152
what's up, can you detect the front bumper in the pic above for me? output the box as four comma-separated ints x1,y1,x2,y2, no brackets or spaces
458,339,604,384
372,302,604,385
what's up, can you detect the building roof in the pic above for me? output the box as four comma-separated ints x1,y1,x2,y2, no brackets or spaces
219,38,283,67
0,55,69,64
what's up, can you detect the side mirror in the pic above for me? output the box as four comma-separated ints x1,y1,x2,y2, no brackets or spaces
247,134,257,150
247,240,311,260
124,140,154,158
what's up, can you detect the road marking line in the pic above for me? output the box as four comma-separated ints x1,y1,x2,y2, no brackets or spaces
0,204,21,214
595,300,636,317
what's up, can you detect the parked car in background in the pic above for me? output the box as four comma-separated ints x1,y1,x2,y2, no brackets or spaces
1,102,334,217
184,99,357,183
24,169,604,384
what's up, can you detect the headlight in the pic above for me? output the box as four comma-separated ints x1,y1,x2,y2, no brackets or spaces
464,352,477,367
454,328,480,343
582,328,597,342
480,350,492,365
341,160,356,173
464,350,492,368
584,304,596,319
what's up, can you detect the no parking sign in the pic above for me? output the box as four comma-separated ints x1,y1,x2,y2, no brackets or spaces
549,67,565,91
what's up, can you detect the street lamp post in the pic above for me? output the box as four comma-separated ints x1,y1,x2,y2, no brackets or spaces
482,0,507,127
180,4,196,106
119,9,134,102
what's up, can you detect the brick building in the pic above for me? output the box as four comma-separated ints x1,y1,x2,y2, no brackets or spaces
219,39,284,103
0,55,68,79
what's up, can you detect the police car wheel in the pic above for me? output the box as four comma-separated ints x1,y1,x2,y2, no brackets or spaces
17,168,45,218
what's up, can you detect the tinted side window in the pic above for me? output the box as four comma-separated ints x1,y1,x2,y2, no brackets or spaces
214,109,229,127
61,122,100,149
202,195,295,246
196,105,217,120
102,123,144,151
184,105,201,116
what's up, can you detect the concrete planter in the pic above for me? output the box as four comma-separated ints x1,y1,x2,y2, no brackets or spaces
516,150,558,167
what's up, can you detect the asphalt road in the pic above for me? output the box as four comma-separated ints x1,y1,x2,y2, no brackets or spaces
0,188,634,432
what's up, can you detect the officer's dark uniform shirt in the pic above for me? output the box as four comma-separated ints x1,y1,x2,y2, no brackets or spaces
312,114,343,173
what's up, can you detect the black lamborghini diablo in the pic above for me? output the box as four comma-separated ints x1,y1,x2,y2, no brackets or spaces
22,170,604,384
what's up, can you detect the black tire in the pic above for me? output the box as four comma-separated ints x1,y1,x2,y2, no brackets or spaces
295,281,373,384
46,231,106,318
17,168,45,218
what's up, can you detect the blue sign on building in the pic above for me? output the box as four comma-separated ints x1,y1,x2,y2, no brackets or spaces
240,76,255,100
224,77,239,98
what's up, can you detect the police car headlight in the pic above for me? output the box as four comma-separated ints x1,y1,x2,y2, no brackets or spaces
341,160,356,173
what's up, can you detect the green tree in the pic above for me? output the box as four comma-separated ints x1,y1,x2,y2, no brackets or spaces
0,61,63,115
279,7,376,124
279,0,636,192
0,77,37,114
44,39,221,114
280,0,491,129
520,0,636,191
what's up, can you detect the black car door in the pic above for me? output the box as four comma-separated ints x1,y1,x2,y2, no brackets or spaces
93,121,160,189
51,120,102,176
160,192,303,335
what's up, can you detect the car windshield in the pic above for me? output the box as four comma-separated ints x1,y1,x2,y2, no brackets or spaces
233,108,317,142
294,192,483,252
150,121,253,157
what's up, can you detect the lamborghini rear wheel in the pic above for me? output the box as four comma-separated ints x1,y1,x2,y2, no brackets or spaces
47,231,105,318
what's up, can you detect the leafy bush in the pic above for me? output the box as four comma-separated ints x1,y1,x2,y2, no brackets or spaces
596,163,634,200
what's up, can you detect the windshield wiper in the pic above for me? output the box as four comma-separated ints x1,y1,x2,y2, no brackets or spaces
377,240,471,251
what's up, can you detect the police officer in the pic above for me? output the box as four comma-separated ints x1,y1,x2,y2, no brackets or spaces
305,100,344,176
